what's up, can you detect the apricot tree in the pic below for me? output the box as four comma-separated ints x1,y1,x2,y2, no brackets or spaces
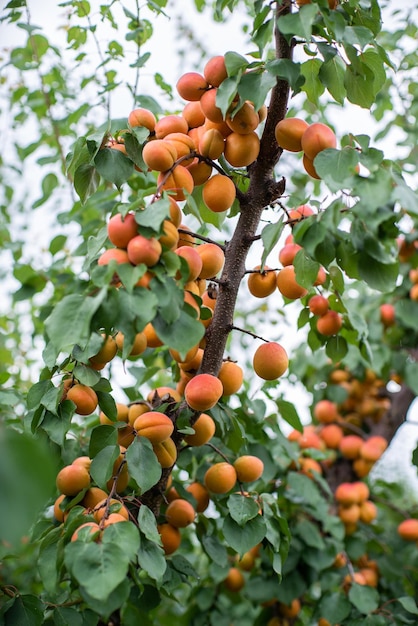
1,1,418,625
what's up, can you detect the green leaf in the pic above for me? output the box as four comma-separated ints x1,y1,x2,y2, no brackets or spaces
277,5,317,41
201,534,228,567
102,521,140,559
38,527,63,596
326,335,348,362
73,363,101,387
89,445,119,489
94,148,134,188
394,299,418,330
125,437,162,494
260,218,285,268
224,51,249,76
314,148,359,192
344,61,376,109
222,514,266,556
89,425,118,458
137,505,162,543
293,249,319,289
74,163,100,204
53,606,84,626
319,55,346,104
294,519,325,549
0,430,57,547
152,309,204,356
319,592,351,623
227,493,260,526
266,59,302,92
64,540,130,602
216,75,241,117
348,583,379,614
96,390,118,421
45,290,106,353
404,361,418,395
79,579,130,622
277,399,303,433
398,596,418,615
237,71,277,112
301,58,325,105
135,198,170,232
358,252,398,292
2,595,44,626
137,536,167,582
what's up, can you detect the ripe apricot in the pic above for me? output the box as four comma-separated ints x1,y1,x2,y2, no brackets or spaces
184,412,216,447
301,122,337,160
127,234,162,267
97,248,130,269
277,265,308,300
299,457,322,477
203,55,228,87
279,242,302,266
204,462,237,494
335,482,359,506
82,487,109,509
99,402,129,426
175,246,203,281
107,212,138,249
198,128,225,159
196,242,225,279
56,464,90,496
233,455,264,482
93,498,129,522
302,153,320,179
275,117,309,152
187,158,212,185
127,402,149,426
226,101,259,134
176,71,209,101
288,204,314,222
115,330,147,357
165,498,195,528
316,310,342,336
313,399,339,424
158,522,181,555
66,384,98,416
320,424,343,449
53,494,67,522
128,107,156,131
278,598,301,618
397,518,418,541
360,436,388,462
359,500,377,524
133,411,174,444
102,513,128,528
155,114,188,139
182,100,206,128
157,165,194,201
164,132,196,165
247,266,277,298
72,456,92,471
202,174,236,213
184,373,223,411
153,438,177,469
218,360,244,396
142,139,177,171
186,482,210,513
199,88,224,123
224,131,260,167
143,322,163,348
339,435,363,459
224,567,245,592
89,335,118,368
338,503,361,524
253,341,288,380
71,522,101,542
309,294,329,316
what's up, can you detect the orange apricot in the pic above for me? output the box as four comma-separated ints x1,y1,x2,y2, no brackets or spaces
56,464,90,496
359,500,377,524
276,265,308,300
89,335,118,368
66,384,98,416
275,117,309,152
184,413,216,447
203,55,228,87
93,498,129,522
253,341,288,380
247,266,277,298
278,598,301,619
186,158,213,185
176,71,209,101
147,386,182,404
155,114,188,139
82,487,109,509
397,518,418,541
302,153,320,179
99,402,129,426
127,402,149,426
53,494,67,522
107,212,138,249
198,128,225,160
71,522,101,542
224,131,260,167
165,498,195,528
143,322,163,348
127,234,162,267
339,435,364,459
233,455,264,482
335,482,359,506
309,294,330,316
204,462,237,494
142,139,177,171
158,523,181,555
153,438,177,468
186,482,210,513
157,165,194,201
218,360,244,396
278,242,302,266
316,310,343,336
196,242,225,279
182,100,206,128
175,246,203,281
199,88,224,123
226,101,259,134
224,567,245,592
202,174,236,213
184,373,223,411
115,330,147,357
97,248,130,269
133,411,174,444
314,399,340,424
320,424,344,449
128,107,156,131
301,122,337,160
164,132,196,165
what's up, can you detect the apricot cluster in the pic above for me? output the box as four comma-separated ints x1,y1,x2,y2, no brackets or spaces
275,117,337,179
335,481,377,534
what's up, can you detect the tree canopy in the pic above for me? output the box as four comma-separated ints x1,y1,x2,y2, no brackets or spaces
1,1,418,625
